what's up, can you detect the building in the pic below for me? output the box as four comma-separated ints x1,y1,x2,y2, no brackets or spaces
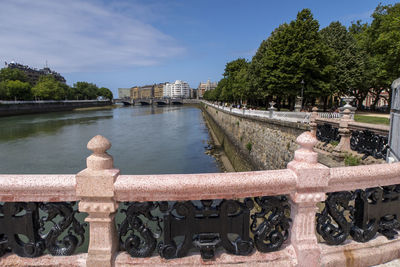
118,88,131,99
131,86,140,100
139,85,154,99
6,62,66,84
190,88,197,99
153,83,165,99
198,80,217,98
164,80,190,98
362,89,389,109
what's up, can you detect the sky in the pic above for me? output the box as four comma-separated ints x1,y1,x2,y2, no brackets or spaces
0,0,398,97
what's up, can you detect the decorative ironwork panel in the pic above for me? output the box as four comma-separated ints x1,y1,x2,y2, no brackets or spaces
118,197,291,260
316,124,340,145
350,130,389,160
0,202,86,258
316,185,400,245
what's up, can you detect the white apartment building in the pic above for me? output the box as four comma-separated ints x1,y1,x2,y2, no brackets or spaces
163,80,190,98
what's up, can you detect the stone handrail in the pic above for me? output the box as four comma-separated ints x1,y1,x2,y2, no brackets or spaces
0,174,76,202
204,101,311,123
1,132,400,266
0,100,111,104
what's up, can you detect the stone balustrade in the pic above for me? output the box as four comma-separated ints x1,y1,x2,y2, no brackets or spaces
1,130,400,266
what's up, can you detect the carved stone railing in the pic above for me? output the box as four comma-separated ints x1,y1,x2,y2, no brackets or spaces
1,131,400,266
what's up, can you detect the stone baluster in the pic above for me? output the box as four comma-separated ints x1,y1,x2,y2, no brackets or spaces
332,108,352,161
309,107,318,136
76,135,120,267
287,132,329,267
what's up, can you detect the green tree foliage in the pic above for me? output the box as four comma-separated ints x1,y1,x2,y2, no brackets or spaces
320,21,367,107
367,3,400,106
72,82,99,100
0,68,31,100
0,68,28,83
0,80,32,100
98,87,113,100
31,75,68,100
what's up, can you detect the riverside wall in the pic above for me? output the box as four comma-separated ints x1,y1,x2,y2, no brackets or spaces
0,100,112,116
202,103,309,170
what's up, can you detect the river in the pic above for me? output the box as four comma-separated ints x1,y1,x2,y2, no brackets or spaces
0,105,220,174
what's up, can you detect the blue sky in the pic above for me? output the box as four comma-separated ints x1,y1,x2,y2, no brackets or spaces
0,0,398,96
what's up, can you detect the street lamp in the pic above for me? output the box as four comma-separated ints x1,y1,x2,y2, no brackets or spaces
300,79,305,109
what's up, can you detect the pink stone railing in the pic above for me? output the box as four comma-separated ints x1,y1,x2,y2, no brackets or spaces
1,131,400,267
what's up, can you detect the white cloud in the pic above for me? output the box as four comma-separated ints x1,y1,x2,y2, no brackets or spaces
0,0,185,72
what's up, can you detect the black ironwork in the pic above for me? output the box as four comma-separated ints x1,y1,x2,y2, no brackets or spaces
0,202,86,258
316,123,340,145
317,185,400,245
350,130,389,160
118,202,162,258
118,197,291,260
251,196,291,252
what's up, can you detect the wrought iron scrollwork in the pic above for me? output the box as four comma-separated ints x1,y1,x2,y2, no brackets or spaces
317,185,400,245
118,202,162,257
316,123,340,145
350,130,389,159
118,197,291,260
250,196,291,252
316,191,352,245
0,202,86,258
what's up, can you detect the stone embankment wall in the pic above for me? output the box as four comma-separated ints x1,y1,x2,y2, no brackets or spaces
0,100,112,116
202,103,309,170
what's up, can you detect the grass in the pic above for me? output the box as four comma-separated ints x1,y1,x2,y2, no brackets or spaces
354,115,390,125
344,154,361,166
246,142,252,152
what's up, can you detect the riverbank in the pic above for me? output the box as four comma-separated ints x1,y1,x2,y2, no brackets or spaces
203,114,235,172
0,100,112,117
201,104,254,172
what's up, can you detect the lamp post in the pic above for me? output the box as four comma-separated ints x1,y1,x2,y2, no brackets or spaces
300,79,305,110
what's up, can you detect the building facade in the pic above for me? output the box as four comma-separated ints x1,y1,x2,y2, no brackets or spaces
163,80,190,98
139,85,153,99
6,62,66,84
198,80,218,98
118,88,131,99
153,83,165,99
131,86,140,100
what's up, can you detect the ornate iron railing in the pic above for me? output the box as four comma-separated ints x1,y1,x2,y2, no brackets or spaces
316,185,400,245
0,201,87,258
316,123,340,145
117,196,291,260
350,130,389,160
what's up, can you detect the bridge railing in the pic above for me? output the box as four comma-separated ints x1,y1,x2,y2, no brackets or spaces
1,131,400,266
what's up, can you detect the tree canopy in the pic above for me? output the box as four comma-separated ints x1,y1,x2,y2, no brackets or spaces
204,4,400,111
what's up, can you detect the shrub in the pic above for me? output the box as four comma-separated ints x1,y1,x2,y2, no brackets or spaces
330,141,339,147
246,142,252,152
344,154,361,166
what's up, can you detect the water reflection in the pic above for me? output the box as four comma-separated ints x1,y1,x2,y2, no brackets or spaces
0,106,219,174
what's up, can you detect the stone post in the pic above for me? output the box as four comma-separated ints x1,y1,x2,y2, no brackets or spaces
268,101,276,119
309,107,318,136
76,135,120,267
287,132,329,267
332,109,352,161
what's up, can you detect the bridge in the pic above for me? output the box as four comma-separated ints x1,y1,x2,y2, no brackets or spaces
1,133,399,266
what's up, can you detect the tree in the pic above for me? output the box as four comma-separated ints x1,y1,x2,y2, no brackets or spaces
4,80,32,100
73,82,98,100
320,21,366,108
0,68,28,83
97,87,113,100
218,58,249,103
248,9,333,110
31,75,68,100
368,3,400,107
